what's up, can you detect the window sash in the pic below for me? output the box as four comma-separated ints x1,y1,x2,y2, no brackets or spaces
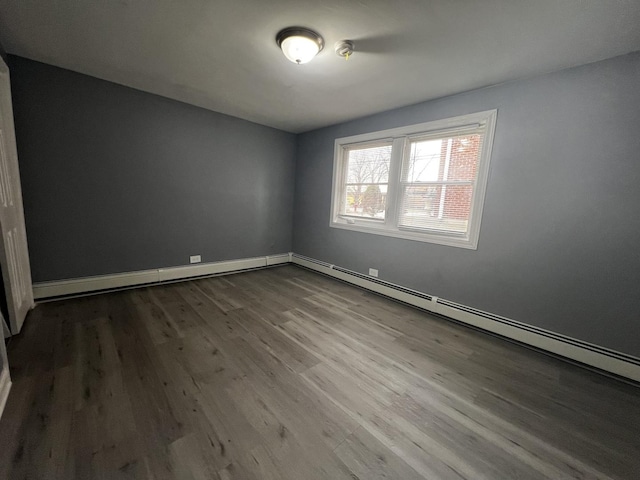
396,129,484,235
339,140,392,219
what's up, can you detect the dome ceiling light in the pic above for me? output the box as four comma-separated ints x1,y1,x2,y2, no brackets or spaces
276,27,324,65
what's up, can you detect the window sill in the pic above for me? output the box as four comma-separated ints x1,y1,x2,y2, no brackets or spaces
329,219,479,249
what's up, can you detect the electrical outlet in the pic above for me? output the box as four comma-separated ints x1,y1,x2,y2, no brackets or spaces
369,268,378,278
190,255,202,264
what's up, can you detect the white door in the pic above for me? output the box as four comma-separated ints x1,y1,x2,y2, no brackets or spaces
0,57,34,334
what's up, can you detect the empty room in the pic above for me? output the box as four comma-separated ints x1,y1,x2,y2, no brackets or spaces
0,1,639,479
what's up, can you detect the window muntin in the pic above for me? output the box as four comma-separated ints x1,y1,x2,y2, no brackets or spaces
330,110,497,249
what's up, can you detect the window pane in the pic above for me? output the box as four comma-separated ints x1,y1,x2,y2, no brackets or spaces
346,144,392,184
406,134,483,183
343,143,391,219
343,184,388,219
398,184,473,233
406,139,442,182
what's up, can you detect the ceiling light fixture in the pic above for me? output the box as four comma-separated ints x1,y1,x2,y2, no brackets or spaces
276,27,324,65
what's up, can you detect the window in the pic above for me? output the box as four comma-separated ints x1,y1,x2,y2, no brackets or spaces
342,142,392,220
330,110,497,249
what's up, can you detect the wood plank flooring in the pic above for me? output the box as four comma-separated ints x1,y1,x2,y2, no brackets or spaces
0,265,639,479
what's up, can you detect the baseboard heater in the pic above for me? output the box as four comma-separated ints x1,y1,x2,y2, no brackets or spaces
32,253,292,300
290,254,640,384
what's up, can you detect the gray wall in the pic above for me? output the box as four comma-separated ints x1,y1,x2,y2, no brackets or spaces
293,52,640,357
10,56,296,282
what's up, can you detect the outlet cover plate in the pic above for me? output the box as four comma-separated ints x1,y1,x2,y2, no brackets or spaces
369,268,378,277
190,255,202,264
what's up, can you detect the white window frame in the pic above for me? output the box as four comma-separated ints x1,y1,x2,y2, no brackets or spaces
330,110,497,249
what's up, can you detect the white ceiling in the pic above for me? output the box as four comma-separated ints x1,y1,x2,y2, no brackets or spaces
1,1,640,133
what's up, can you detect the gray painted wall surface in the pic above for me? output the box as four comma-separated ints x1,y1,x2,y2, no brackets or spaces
10,56,296,282
293,52,640,357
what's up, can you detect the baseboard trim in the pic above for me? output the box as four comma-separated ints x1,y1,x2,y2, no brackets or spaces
291,254,640,383
32,253,291,300
0,368,11,419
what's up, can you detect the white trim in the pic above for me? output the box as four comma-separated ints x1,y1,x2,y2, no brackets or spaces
32,253,291,299
0,368,10,419
266,253,291,266
158,257,266,282
330,110,497,250
329,221,479,249
334,113,492,145
33,269,159,299
291,254,640,383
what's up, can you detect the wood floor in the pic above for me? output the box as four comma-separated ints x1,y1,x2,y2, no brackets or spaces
0,266,639,479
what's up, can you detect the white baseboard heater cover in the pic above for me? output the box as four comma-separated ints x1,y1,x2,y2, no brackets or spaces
32,253,291,300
